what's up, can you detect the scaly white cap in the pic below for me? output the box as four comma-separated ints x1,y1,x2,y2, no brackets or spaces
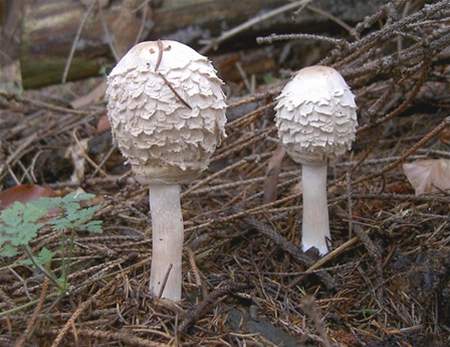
275,65,357,164
106,40,227,184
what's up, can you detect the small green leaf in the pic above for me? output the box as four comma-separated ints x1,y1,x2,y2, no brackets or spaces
263,73,276,85
34,197,61,210
63,192,95,203
36,247,54,265
1,202,23,227
0,243,18,257
63,202,80,216
23,202,48,223
0,232,9,246
10,223,41,246
56,275,68,293
2,224,20,236
71,206,99,224
84,220,103,233
20,247,54,266
0,192,103,281
49,219,70,231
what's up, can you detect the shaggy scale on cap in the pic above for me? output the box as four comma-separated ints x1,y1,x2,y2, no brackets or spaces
106,40,227,184
275,66,357,164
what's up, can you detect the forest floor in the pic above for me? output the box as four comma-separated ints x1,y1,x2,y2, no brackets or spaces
1,1,450,346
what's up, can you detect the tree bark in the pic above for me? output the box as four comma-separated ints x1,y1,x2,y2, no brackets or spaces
0,0,23,93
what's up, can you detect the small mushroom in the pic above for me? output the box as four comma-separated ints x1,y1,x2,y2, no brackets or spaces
275,66,357,255
106,40,227,301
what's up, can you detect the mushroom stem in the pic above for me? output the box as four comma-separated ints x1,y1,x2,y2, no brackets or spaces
301,164,330,255
149,183,183,301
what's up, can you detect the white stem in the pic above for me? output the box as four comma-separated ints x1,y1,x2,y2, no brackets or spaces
149,184,183,301
301,164,330,255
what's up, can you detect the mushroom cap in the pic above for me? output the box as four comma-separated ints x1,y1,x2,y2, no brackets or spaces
275,65,357,164
106,40,227,184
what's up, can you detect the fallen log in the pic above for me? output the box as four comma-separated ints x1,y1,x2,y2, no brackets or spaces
21,0,387,89
0,0,23,93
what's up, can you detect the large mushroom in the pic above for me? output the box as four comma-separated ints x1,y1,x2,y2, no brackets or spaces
275,66,357,255
106,40,227,301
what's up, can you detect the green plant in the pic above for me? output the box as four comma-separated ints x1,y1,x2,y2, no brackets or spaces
0,192,102,292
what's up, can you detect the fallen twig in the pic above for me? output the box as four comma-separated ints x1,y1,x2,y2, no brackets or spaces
14,278,49,347
178,281,251,332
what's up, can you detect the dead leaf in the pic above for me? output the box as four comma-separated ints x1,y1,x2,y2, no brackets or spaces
71,81,106,109
111,0,150,59
263,145,285,203
96,113,111,133
0,184,56,209
65,138,89,184
438,127,450,145
403,159,450,195
290,181,302,195
386,182,411,194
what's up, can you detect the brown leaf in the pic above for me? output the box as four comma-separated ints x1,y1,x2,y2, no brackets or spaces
386,182,411,194
71,81,106,109
96,114,111,133
65,138,89,184
403,159,450,195
438,127,450,145
0,184,56,209
110,0,148,59
263,145,285,203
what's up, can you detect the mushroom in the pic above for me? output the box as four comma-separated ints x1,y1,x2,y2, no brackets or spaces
274,66,357,255
105,40,227,301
